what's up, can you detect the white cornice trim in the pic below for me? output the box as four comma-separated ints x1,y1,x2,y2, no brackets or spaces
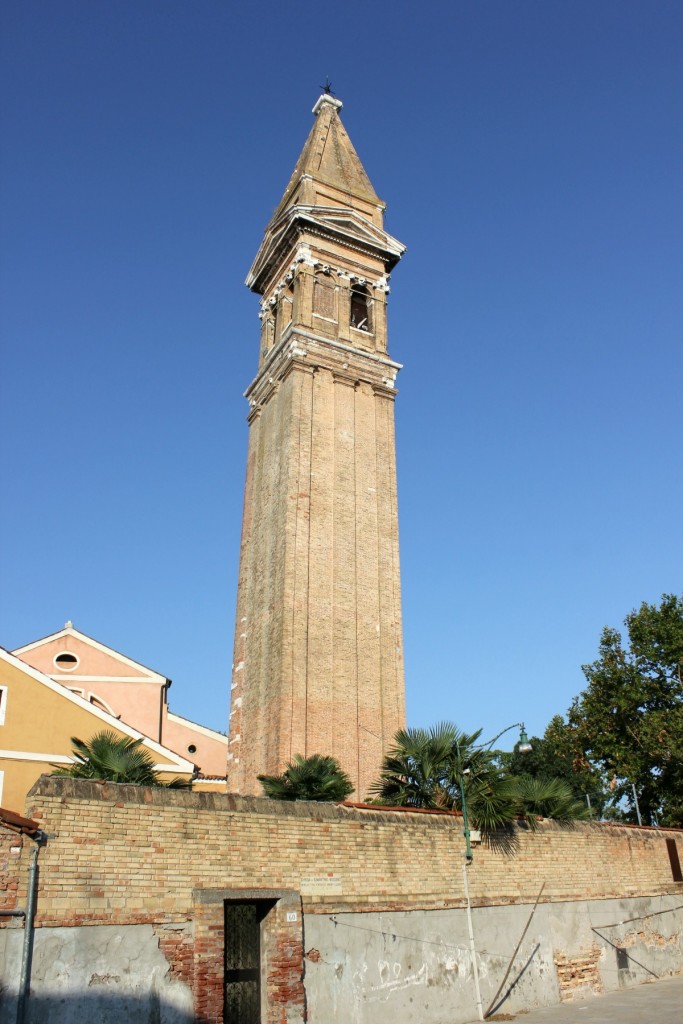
246,204,404,293
291,330,403,371
312,94,343,115
49,675,164,685
0,750,190,773
245,327,402,401
0,648,194,772
0,750,73,764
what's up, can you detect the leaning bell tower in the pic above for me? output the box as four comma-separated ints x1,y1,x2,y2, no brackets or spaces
228,93,406,799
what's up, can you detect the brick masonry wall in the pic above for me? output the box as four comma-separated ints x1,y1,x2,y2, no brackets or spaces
230,353,406,802
554,945,603,1001
21,779,683,923
0,829,23,912
5,779,682,1022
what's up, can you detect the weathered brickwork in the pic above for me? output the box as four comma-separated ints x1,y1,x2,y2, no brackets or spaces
0,829,23,912
228,94,407,799
554,945,604,1001
18,779,683,926
154,922,194,987
2,780,681,1021
191,889,305,1024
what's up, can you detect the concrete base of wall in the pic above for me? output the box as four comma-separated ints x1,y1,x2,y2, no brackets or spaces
303,895,683,1024
0,898,681,1023
0,924,193,1024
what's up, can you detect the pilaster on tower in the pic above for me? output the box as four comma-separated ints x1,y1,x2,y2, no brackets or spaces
229,94,407,800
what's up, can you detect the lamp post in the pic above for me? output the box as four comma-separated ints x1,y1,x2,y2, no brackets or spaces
457,722,531,1022
459,722,531,863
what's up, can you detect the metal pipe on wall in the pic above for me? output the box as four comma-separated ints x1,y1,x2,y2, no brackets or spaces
16,838,42,1024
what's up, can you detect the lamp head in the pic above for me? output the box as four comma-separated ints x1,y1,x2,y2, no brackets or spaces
518,724,532,754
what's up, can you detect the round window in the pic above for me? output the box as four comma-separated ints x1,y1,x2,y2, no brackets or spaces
187,744,197,755
54,652,79,672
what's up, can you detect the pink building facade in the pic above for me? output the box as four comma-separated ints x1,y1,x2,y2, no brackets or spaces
13,623,228,787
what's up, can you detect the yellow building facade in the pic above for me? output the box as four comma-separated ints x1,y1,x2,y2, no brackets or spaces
0,647,196,810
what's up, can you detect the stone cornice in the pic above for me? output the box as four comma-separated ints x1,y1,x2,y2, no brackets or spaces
244,329,401,414
247,205,404,295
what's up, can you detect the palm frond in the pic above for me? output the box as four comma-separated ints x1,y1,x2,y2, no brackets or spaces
52,730,182,788
259,753,353,802
514,774,593,825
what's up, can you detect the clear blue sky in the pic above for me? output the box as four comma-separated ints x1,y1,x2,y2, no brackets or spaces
2,1,681,750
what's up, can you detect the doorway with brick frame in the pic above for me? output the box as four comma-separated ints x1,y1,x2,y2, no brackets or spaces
224,898,275,1024
193,887,305,1024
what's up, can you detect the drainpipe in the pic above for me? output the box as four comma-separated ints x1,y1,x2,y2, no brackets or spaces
16,832,45,1024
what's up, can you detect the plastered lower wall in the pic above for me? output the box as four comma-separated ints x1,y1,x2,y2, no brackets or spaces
0,924,193,1024
302,895,683,1022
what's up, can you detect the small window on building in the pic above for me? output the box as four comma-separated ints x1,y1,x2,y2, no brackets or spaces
188,744,197,755
350,284,372,332
666,838,683,882
54,651,79,672
0,685,7,726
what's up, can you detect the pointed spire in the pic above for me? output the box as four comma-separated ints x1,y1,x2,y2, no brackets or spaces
274,94,381,217
247,96,405,294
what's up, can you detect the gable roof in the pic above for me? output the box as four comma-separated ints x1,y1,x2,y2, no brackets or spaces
12,623,168,684
0,647,194,773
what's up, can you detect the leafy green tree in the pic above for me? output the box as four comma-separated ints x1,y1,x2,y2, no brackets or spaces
258,754,354,802
569,594,683,827
53,731,190,787
370,723,520,832
502,715,609,815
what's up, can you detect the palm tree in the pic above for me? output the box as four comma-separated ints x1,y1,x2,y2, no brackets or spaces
370,722,519,831
258,754,353,802
513,774,593,827
371,723,593,832
53,731,189,787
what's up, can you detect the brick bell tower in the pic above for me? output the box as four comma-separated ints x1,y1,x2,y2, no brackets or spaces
228,93,407,799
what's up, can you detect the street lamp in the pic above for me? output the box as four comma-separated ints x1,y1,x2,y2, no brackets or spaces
457,722,531,1022
459,722,532,863
517,725,532,754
